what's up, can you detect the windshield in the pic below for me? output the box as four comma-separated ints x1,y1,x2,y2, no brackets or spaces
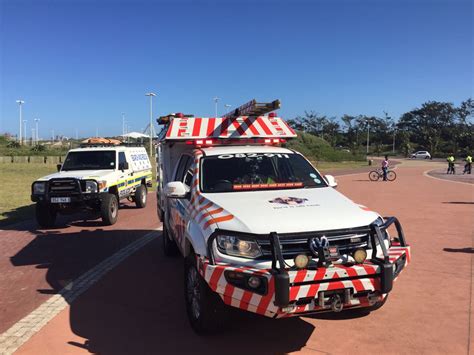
62,151,116,171
201,153,327,193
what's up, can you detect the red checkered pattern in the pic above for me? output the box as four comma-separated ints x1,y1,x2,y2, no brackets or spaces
198,245,410,318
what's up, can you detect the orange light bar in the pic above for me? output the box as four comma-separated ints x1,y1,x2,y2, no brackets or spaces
184,138,286,147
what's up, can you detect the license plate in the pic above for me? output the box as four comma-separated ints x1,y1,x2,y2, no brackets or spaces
51,197,71,203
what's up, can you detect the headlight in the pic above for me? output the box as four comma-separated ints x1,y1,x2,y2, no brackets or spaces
33,182,46,194
216,235,262,259
373,217,388,244
84,181,98,193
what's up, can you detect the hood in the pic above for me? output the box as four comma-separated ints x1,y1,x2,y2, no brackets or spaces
37,170,116,181
202,187,379,234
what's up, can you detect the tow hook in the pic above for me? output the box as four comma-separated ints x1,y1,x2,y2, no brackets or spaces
367,292,379,306
330,294,344,312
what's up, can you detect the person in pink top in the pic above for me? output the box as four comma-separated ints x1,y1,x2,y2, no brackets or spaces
382,155,389,181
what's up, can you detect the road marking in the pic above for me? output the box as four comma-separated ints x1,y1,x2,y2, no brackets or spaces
423,169,474,186
0,229,160,355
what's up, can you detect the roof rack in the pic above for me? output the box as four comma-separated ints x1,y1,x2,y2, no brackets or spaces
79,137,145,148
222,99,281,119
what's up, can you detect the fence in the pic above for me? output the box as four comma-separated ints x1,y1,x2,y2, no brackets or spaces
0,156,66,164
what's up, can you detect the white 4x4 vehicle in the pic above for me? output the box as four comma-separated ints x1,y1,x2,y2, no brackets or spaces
31,141,152,227
157,101,410,334
410,151,431,159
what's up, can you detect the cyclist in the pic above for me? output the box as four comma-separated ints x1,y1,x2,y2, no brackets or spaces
464,154,472,175
447,154,455,174
382,155,389,181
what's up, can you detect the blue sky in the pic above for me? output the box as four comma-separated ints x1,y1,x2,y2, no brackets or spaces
0,0,472,139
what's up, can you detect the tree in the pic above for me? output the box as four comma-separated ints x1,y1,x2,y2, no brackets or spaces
398,101,456,155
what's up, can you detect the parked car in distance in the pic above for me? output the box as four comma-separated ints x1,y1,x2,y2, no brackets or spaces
410,151,431,159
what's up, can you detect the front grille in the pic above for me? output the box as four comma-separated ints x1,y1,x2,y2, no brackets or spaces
257,229,371,259
49,179,80,194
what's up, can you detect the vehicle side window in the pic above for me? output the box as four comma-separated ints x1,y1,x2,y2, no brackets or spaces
183,158,194,188
118,152,127,168
175,155,190,182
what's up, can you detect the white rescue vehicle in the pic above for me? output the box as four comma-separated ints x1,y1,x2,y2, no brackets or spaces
156,100,410,333
31,138,152,227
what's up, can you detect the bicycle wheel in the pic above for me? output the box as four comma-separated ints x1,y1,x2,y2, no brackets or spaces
369,171,380,181
387,170,397,181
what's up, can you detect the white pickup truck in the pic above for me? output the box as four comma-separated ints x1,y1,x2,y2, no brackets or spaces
156,101,410,334
31,141,152,227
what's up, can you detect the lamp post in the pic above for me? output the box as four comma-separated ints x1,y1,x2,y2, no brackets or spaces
366,119,370,155
34,118,40,145
213,97,220,117
23,120,27,145
122,112,126,138
145,92,157,157
16,100,25,144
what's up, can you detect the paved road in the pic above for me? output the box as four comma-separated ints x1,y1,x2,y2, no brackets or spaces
1,160,473,354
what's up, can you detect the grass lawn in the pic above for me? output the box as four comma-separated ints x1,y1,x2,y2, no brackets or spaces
0,163,57,225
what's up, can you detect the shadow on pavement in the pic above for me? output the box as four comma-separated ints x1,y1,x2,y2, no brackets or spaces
443,247,474,254
442,201,474,205
68,237,314,354
11,232,314,354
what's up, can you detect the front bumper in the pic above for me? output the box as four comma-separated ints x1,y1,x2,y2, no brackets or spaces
199,217,410,318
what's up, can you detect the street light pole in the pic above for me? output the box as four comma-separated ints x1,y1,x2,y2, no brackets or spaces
145,92,157,157
366,120,370,155
34,118,40,145
122,112,125,138
213,97,220,117
23,120,27,145
16,100,25,144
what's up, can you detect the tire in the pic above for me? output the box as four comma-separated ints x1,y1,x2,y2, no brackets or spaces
100,193,119,225
35,203,57,228
387,171,397,181
369,171,380,181
184,254,228,334
162,218,179,256
425,156,429,159
135,184,147,208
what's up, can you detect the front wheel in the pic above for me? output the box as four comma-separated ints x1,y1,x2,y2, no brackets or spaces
100,193,119,225
35,203,57,228
135,185,147,208
387,171,397,181
369,171,380,181
184,254,227,334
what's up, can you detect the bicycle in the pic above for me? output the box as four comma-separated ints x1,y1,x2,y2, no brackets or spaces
369,168,397,182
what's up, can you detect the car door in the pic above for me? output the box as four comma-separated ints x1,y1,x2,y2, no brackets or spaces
168,154,193,251
118,151,133,198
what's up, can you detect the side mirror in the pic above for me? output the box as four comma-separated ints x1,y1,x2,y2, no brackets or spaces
164,181,189,199
57,164,62,172
324,174,338,188
119,162,129,171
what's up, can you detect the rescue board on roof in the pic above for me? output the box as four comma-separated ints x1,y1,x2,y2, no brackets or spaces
160,99,297,141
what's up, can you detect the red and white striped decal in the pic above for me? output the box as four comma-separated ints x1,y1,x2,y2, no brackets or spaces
199,243,410,318
165,116,297,140
187,150,234,231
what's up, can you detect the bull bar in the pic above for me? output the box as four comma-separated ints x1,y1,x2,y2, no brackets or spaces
206,216,407,308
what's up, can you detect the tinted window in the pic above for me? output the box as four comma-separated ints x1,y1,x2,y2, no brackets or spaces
175,155,190,181
62,151,116,171
201,153,327,193
118,152,127,167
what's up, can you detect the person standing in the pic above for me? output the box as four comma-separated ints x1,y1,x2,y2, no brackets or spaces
464,154,472,174
382,155,389,181
447,154,455,174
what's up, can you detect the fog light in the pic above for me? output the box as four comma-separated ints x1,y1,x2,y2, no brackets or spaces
294,254,310,269
248,276,261,289
353,248,367,264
